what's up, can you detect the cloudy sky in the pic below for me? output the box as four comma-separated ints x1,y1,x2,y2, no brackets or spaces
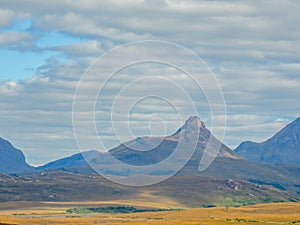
0,0,299,165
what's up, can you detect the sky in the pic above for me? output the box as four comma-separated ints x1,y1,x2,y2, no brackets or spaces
0,0,299,166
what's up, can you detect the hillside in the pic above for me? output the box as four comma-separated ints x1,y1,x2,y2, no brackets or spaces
37,150,100,173
1,117,300,204
0,137,34,174
0,171,298,207
34,116,300,194
40,116,241,176
235,117,300,165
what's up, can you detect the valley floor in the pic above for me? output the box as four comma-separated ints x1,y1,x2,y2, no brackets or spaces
0,201,300,224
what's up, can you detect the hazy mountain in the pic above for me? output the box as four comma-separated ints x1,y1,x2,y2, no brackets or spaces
1,117,300,204
235,117,300,165
110,116,240,166
102,116,300,189
0,137,34,174
37,150,101,173
2,116,300,196
40,116,241,176
33,116,300,195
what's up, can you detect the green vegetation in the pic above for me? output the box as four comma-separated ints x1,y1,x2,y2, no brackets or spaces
225,218,259,223
66,206,182,214
202,204,216,208
2,202,300,224
0,172,299,208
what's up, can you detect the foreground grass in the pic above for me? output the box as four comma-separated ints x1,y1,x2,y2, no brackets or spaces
1,202,300,224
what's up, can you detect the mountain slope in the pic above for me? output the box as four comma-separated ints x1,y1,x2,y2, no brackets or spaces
235,117,300,165
1,117,300,204
109,116,240,167
41,116,240,176
36,116,300,194
0,171,298,207
37,150,101,173
0,137,34,174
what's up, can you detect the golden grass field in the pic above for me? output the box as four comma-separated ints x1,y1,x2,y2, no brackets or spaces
1,201,300,225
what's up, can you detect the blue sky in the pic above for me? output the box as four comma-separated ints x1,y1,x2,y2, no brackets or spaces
0,0,299,165
0,18,85,80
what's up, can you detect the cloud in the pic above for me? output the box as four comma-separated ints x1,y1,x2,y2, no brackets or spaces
48,40,106,58
0,0,299,165
0,31,33,47
0,9,15,28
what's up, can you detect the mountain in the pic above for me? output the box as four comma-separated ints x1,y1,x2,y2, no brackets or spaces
36,116,300,194
110,116,240,165
40,116,241,176
37,150,101,173
0,137,34,174
235,117,300,165
1,117,300,205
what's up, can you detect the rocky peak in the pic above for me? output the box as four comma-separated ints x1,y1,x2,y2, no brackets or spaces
169,116,208,141
182,116,206,130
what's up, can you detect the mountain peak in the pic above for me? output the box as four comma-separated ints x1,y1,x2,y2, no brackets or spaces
169,116,208,141
269,117,300,142
183,116,206,129
235,117,300,165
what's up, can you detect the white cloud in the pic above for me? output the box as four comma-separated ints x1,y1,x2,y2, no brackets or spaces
48,40,106,58
0,0,299,164
0,9,15,27
0,31,33,46
0,81,23,96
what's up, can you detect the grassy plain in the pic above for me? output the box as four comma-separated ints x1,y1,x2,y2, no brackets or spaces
0,201,300,224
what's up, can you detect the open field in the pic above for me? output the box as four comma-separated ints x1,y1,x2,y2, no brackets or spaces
1,202,300,224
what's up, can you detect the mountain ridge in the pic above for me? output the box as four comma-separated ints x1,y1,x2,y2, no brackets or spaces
0,137,34,174
235,117,300,165
21,116,300,196
1,116,300,197
0,117,300,207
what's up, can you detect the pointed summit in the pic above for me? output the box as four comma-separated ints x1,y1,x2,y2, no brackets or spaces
41,116,239,175
183,116,206,129
169,116,208,141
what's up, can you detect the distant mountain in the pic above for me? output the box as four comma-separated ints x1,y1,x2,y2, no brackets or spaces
36,117,300,194
235,117,300,165
41,116,240,176
110,116,240,167
0,137,34,174
3,116,300,197
37,150,101,173
2,117,300,204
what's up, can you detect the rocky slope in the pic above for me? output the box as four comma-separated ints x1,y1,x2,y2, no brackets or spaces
0,137,34,174
235,117,300,165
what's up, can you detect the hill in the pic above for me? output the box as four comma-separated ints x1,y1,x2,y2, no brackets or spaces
35,116,300,194
40,116,241,175
235,117,300,165
0,171,298,207
0,137,34,174
37,150,100,173
1,116,300,205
